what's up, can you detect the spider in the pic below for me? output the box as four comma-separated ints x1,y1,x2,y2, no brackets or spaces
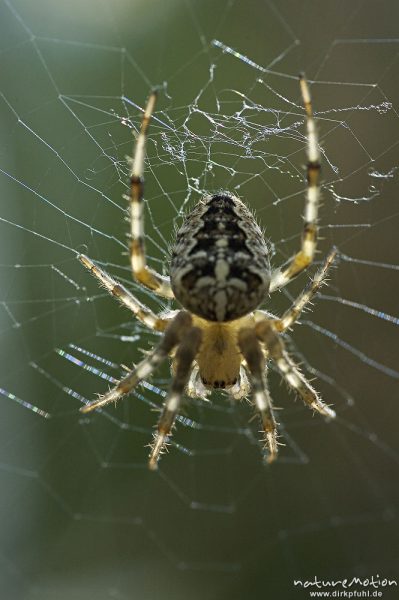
78,75,336,470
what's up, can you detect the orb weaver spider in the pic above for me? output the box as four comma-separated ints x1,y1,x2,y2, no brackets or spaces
79,75,336,470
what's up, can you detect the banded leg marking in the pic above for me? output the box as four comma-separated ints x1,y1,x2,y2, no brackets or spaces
78,254,167,332
148,326,202,470
238,328,278,463
273,248,337,333
255,320,336,420
129,91,174,298
80,311,192,414
270,75,321,292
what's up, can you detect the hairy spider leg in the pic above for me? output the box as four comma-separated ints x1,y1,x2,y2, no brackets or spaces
270,75,321,292
238,328,278,463
275,248,337,331
149,326,202,470
129,90,174,298
255,320,336,419
78,254,168,332
256,248,337,333
79,311,191,414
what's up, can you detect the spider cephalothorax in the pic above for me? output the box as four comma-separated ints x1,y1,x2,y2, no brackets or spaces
78,76,336,470
170,193,270,322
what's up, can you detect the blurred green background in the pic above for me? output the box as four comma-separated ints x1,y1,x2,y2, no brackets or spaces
1,0,398,598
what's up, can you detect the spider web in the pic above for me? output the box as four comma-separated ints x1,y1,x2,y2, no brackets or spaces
1,0,398,598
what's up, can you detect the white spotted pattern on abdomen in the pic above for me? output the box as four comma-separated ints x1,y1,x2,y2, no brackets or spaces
170,193,271,322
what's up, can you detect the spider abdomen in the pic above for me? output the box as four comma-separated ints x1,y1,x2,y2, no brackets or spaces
170,193,270,322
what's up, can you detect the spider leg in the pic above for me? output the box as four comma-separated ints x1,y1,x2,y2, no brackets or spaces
149,325,202,470
256,248,337,333
255,320,336,419
78,254,168,332
129,91,174,299
269,75,321,293
238,328,278,463
80,311,192,413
